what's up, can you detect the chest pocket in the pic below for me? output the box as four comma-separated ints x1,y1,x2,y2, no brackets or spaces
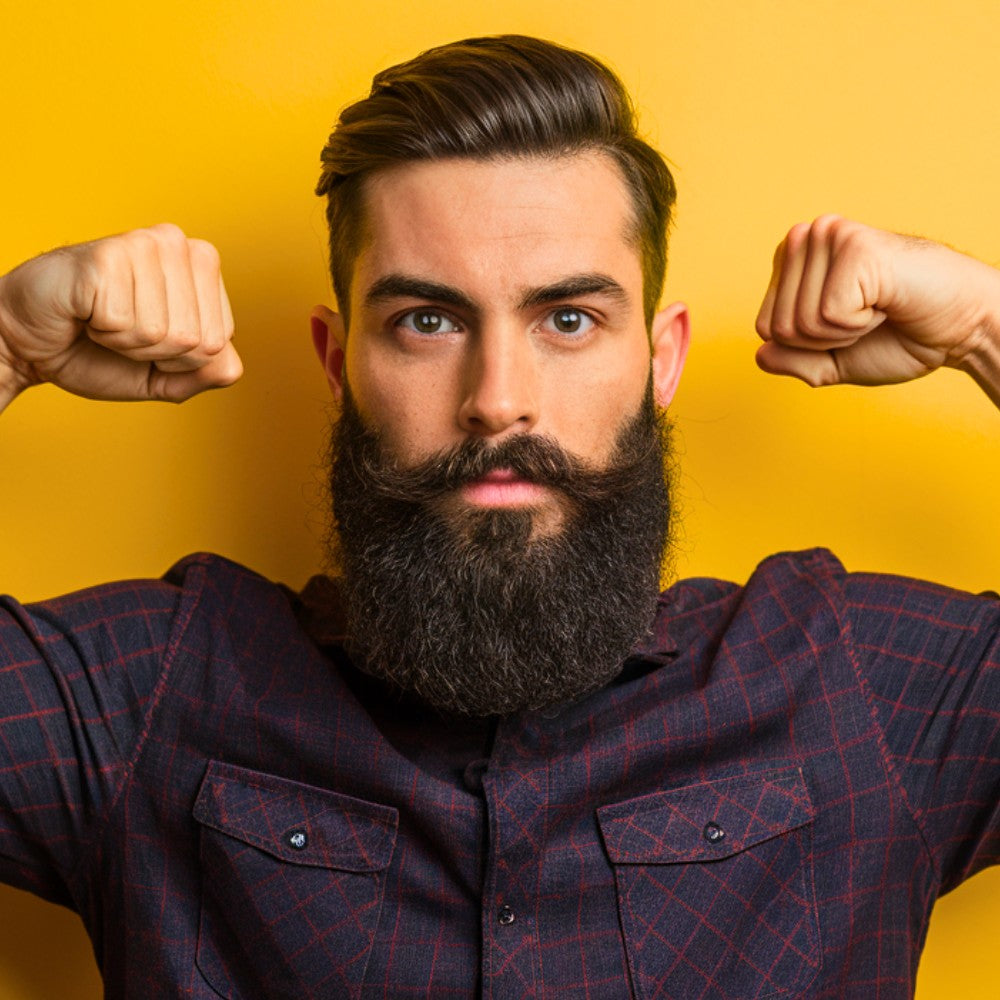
193,760,398,1000
597,766,819,1000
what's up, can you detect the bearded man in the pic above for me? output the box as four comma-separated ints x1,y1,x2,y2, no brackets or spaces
1,34,1000,1000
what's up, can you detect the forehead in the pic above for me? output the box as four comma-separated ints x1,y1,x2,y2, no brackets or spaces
351,153,642,303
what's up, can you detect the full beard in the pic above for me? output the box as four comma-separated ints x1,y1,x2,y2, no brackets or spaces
328,381,673,717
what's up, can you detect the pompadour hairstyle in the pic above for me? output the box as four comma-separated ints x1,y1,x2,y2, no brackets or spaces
316,34,676,327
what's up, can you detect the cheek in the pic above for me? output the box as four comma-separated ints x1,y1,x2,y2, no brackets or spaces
344,347,460,462
542,343,652,461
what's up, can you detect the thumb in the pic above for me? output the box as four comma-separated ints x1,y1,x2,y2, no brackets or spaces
755,342,840,387
148,342,244,402
757,326,936,388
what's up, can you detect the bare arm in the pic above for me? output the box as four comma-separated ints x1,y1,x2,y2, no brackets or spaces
0,224,242,414
754,215,1000,409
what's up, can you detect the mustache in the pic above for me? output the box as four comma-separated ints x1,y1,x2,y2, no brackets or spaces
338,391,664,508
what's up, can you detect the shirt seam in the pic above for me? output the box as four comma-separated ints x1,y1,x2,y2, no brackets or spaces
68,555,209,886
825,574,943,888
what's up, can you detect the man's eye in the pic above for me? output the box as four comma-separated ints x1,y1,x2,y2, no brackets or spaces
397,310,460,335
545,308,595,336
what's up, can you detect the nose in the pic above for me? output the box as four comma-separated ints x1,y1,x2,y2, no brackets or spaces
457,326,539,437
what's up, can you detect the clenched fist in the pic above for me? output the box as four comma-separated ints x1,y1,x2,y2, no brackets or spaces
755,215,1000,404
0,224,242,410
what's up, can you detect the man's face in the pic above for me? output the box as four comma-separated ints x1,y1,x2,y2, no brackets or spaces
312,152,689,716
316,152,688,519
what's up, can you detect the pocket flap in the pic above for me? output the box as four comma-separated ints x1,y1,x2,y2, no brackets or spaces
597,766,812,863
194,760,398,872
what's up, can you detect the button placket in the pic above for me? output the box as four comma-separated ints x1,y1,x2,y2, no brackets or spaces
480,721,544,999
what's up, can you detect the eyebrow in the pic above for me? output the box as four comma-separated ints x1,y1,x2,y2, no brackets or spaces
363,272,630,313
517,273,628,309
365,275,476,311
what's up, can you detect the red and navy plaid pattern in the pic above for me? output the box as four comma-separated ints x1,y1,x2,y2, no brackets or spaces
0,547,998,997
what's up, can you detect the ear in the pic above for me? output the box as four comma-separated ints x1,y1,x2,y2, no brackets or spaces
649,301,690,407
310,305,347,400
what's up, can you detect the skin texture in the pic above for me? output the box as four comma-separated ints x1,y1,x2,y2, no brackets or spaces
310,153,691,529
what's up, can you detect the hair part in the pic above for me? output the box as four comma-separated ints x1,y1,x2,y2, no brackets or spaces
316,35,676,328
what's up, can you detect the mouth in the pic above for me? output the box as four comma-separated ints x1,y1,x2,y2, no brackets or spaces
459,468,549,507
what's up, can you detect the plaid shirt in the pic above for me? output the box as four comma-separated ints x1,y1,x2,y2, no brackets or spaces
1,547,998,998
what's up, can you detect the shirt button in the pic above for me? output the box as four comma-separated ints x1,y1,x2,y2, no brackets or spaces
703,822,725,844
497,904,516,926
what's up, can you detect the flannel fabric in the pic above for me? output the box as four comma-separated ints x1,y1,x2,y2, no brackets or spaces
0,547,999,998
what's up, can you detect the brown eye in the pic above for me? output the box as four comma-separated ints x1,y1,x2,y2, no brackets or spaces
398,310,459,335
547,308,593,336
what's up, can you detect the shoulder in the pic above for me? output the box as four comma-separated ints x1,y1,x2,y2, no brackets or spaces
162,551,301,616
652,548,847,641
2,553,308,710
651,547,1000,664
155,552,332,663
18,552,295,641
665,546,998,628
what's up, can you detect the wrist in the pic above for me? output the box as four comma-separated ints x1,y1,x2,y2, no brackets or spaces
0,274,31,412
954,271,1000,411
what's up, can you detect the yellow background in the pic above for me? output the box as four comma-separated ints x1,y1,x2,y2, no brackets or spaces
2,0,999,995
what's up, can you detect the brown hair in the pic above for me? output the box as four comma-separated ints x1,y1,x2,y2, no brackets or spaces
316,35,676,327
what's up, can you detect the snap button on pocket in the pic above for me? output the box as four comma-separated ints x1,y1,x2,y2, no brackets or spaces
286,829,308,850
703,821,725,844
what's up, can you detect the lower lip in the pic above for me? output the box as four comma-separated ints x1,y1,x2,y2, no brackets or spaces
461,479,548,507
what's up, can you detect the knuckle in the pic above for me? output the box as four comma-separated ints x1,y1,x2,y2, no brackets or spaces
199,334,228,356
795,313,821,339
187,238,220,269
148,222,188,249
136,320,168,345
99,308,133,333
91,289,134,332
122,229,158,256
811,212,842,232
832,219,866,254
819,299,844,326
205,313,236,350
786,221,811,248
170,327,202,352
807,215,836,252
88,238,124,273
770,318,794,342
